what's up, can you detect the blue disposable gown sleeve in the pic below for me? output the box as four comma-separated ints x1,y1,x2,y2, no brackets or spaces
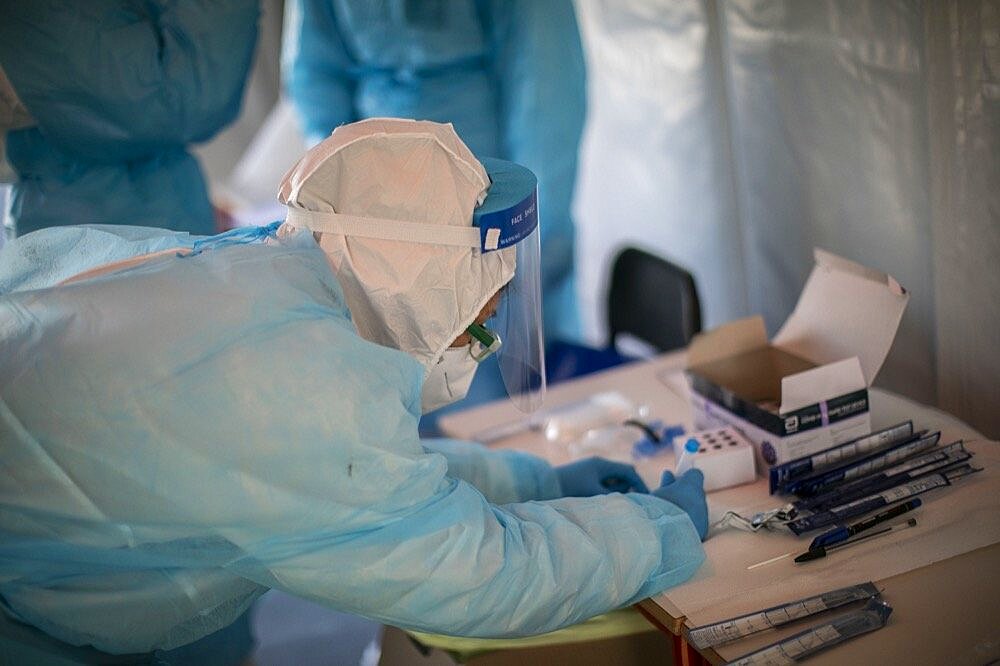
223,478,705,638
0,1,259,162
282,0,358,144
422,438,561,504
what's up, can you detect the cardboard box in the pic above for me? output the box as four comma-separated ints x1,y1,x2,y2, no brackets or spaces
685,249,908,468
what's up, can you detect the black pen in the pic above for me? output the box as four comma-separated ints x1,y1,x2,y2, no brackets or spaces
795,518,918,563
809,498,922,550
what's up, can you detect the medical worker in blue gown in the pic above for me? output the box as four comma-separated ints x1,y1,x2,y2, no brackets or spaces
0,119,707,663
0,1,259,237
283,0,586,348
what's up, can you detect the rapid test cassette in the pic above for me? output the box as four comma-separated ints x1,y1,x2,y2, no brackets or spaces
674,427,757,492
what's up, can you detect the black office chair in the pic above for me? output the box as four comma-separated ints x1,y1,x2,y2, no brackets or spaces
546,246,702,384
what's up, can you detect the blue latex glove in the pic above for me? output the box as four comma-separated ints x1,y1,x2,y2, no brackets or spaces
555,457,650,497
653,470,709,540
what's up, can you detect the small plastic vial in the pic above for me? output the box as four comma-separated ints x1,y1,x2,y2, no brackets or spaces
675,438,700,476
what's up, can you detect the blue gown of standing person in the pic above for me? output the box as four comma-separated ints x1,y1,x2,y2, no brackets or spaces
283,0,587,345
0,224,704,661
0,2,260,662
0,1,260,237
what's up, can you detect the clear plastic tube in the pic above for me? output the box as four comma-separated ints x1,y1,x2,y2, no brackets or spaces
675,438,700,476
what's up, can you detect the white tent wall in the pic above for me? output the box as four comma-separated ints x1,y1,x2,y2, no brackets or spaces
573,1,750,341
925,0,999,438
719,2,936,402
573,0,999,438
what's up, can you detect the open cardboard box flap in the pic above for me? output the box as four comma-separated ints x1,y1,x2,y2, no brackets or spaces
687,249,908,415
773,249,908,384
687,315,769,368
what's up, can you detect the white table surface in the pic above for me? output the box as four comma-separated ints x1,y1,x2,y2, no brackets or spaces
439,352,1000,665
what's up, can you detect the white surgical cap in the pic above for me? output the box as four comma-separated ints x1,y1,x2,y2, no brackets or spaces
277,118,516,371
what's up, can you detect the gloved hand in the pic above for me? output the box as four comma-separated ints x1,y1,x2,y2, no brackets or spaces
555,457,650,497
653,469,709,540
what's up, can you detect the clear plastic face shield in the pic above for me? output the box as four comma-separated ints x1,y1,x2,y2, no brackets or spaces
472,158,546,412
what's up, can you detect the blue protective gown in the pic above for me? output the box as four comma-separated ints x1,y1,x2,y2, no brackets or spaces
0,225,704,655
283,0,586,342
0,1,259,237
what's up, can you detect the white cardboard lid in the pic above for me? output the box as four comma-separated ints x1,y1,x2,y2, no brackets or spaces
772,248,909,385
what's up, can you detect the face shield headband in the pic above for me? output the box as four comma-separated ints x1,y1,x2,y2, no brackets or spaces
283,157,547,413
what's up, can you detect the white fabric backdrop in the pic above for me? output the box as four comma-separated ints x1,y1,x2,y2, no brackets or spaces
573,0,998,437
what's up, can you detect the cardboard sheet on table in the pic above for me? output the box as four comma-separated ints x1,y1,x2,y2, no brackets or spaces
437,354,996,642
652,439,1000,629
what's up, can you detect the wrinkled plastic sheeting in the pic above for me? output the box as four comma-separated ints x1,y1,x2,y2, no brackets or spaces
574,1,947,408
574,0,998,435
718,1,936,403
925,0,1000,437
573,0,749,340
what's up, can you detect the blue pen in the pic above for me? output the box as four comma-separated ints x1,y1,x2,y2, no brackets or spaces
809,499,922,550
796,519,919,563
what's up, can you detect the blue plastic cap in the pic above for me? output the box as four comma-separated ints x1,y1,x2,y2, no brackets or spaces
684,438,699,453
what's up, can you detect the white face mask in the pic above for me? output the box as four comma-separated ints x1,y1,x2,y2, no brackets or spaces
420,347,479,413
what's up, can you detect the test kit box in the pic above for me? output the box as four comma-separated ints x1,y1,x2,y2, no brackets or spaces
685,249,908,468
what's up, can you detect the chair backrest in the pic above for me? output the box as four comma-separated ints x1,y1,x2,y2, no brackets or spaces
607,247,702,353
